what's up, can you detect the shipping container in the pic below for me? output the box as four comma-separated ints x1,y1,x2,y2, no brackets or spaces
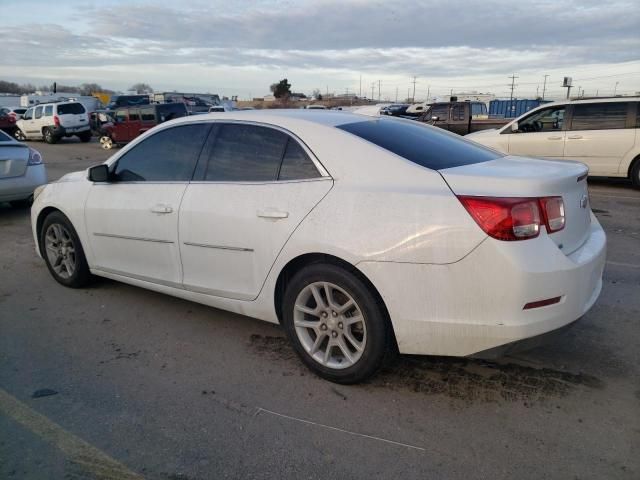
489,99,551,118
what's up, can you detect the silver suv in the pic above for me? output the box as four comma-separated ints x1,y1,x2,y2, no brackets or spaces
16,101,91,144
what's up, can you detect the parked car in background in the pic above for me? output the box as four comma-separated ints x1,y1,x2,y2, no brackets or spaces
208,105,230,112
15,101,91,144
105,94,150,110
99,103,188,149
305,104,327,109
381,104,411,116
0,129,46,207
4,107,28,120
0,107,18,136
418,101,508,135
466,97,640,188
406,102,430,115
31,111,605,383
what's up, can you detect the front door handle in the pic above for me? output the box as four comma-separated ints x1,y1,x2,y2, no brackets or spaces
150,204,173,214
257,209,289,219
547,136,563,140
568,135,583,139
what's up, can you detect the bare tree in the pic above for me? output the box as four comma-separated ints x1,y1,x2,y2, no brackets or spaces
130,83,154,94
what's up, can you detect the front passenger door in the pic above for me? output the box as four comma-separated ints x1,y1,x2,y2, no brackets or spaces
507,105,567,158
85,123,211,285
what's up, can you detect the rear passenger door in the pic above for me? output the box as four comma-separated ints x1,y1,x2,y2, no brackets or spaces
179,122,333,300
564,102,635,175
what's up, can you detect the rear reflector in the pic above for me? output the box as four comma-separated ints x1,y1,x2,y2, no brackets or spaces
523,296,562,310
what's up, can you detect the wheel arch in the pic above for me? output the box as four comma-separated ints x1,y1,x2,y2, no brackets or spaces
273,252,398,349
35,206,67,256
626,152,640,179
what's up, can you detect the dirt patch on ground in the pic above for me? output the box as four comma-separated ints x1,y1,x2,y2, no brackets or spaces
248,334,603,404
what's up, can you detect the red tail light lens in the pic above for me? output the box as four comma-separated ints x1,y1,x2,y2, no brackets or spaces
458,195,566,241
458,196,541,241
53,115,60,127
540,196,565,233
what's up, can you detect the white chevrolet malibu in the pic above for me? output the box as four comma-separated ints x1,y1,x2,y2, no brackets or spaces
31,110,606,383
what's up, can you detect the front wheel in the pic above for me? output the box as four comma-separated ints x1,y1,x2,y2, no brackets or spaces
40,211,92,288
282,263,390,384
13,128,26,141
99,135,113,149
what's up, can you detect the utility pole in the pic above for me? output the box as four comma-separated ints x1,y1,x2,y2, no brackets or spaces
427,85,430,101
378,80,381,101
371,82,375,100
536,85,539,98
614,81,619,96
359,75,362,98
542,74,549,100
508,74,518,116
395,87,398,102
411,76,417,102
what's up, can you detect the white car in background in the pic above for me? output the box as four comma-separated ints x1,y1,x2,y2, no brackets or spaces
31,111,605,383
466,97,640,188
16,101,91,144
0,129,46,206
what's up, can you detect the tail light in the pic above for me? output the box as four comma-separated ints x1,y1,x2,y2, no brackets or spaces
27,147,43,165
458,195,565,241
53,115,60,127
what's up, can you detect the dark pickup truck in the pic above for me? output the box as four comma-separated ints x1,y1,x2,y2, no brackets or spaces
417,101,508,135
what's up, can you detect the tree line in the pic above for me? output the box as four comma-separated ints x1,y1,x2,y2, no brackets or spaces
0,81,154,95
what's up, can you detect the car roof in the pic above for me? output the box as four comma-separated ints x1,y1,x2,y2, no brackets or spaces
540,96,640,107
168,109,371,128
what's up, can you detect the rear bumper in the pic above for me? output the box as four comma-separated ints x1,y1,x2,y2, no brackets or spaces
54,125,90,137
0,164,47,202
357,213,606,357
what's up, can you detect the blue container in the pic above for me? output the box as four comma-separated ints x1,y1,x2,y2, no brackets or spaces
489,99,551,118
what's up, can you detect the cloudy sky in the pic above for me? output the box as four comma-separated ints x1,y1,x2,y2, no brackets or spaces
1,0,639,100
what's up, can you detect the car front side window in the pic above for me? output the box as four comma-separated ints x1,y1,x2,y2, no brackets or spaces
113,123,210,182
35,106,44,119
515,106,565,133
23,108,34,120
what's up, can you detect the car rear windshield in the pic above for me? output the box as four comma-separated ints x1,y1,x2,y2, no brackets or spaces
57,103,86,115
337,117,502,170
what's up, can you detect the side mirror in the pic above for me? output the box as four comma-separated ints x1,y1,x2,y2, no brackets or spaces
511,122,519,132
88,164,110,183
431,116,439,121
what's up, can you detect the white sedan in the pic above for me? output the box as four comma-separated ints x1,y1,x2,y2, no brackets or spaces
31,110,606,383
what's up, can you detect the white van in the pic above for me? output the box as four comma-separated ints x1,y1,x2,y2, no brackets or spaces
466,97,640,188
16,101,91,144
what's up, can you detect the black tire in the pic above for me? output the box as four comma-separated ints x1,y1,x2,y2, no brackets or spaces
43,127,58,144
40,211,92,288
78,132,92,143
631,159,640,189
282,263,390,384
13,128,26,141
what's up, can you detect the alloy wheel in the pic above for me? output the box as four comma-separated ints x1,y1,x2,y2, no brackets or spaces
293,281,367,369
44,223,76,279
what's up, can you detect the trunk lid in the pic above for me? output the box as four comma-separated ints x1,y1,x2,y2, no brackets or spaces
440,156,591,255
0,144,29,179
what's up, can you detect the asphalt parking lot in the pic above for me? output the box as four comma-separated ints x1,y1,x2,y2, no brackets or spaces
1,137,639,479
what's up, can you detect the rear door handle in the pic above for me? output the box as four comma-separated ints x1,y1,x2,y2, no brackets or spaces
568,135,583,139
257,209,289,219
150,204,173,214
547,136,563,140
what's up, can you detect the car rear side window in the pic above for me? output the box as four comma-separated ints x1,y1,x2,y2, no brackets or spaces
129,109,140,121
204,124,287,182
113,124,210,182
35,106,43,119
140,107,155,121
57,103,86,115
0,130,12,142
337,118,501,170
571,102,628,130
278,139,320,180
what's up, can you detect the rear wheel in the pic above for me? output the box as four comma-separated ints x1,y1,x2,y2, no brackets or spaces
282,263,389,384
43,127,58,144
631,158,640,189
40,211,92,288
